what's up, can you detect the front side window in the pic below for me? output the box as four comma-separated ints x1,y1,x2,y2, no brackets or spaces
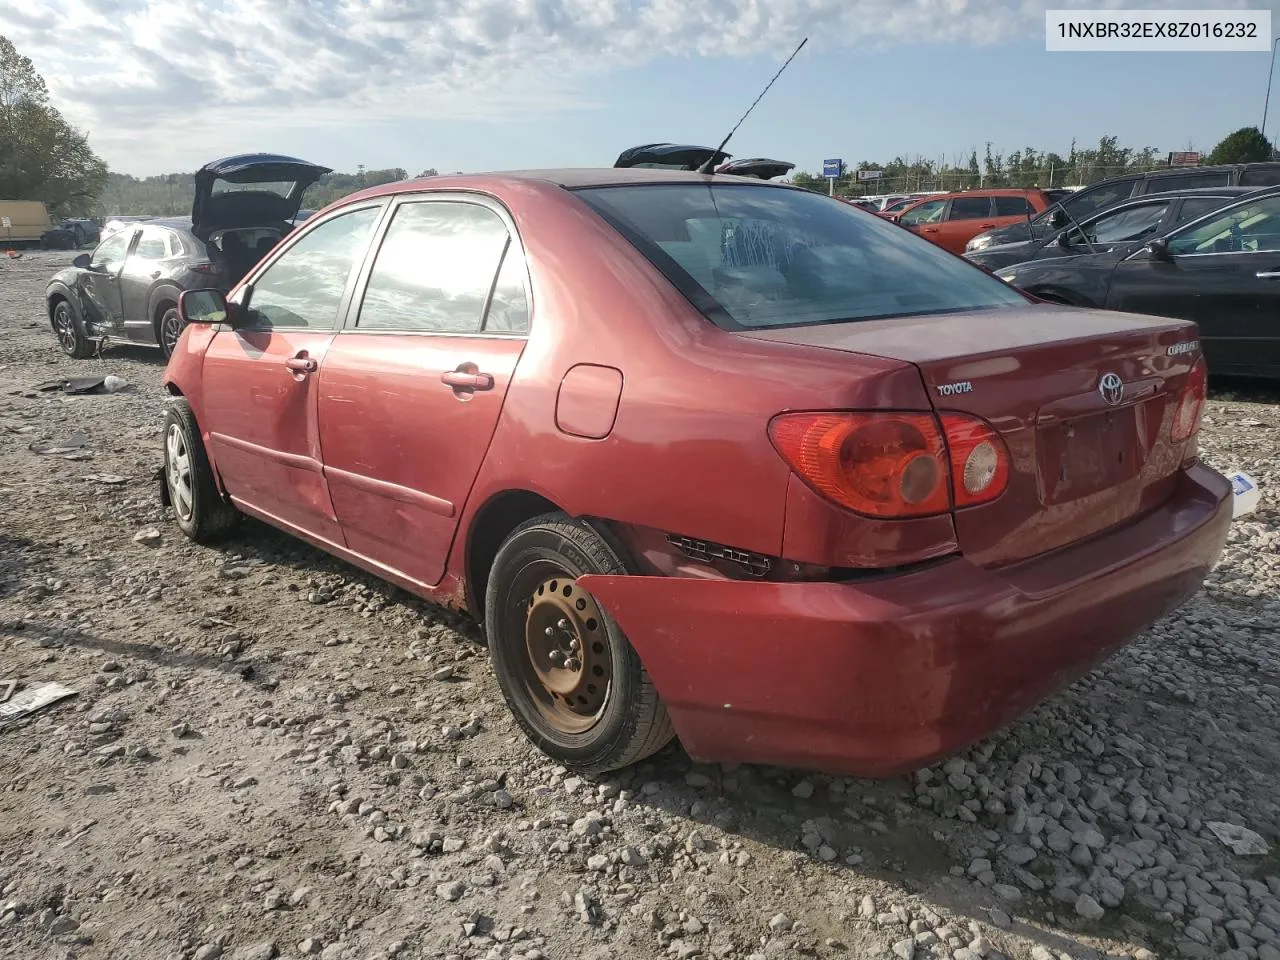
949,196,992,221
243,206,380,330
357,201,511,333
576,183,1028,330
1067,202,1170,246
90,231,131,270
1173,197,1229,225
899,199,946,226
1046,181,1137,225
1166,196,1280,256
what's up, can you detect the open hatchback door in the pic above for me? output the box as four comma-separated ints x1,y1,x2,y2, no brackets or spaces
715,158,795,180
614,143,730,170
191,153,332,239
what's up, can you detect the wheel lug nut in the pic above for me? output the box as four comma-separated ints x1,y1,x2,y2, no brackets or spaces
568,638,580,652
557,618,569,630
565,657,581,671
549,650,565,665
544,626,555,637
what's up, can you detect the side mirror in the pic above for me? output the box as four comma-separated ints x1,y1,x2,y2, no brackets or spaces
72,253,91,268
1146,238,1171,261
1049,209,1069,229
179,288,231,326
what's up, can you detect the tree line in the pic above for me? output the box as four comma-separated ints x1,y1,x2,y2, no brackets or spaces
792,128,1275,197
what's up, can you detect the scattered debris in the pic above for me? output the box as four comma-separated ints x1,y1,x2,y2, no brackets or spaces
133,528,162,546
29,433,90,457
33,375,129,396
0,682,77,729
0,680,16,703
1206,821,1270,856
84,474,129,485
1230,470,1260,518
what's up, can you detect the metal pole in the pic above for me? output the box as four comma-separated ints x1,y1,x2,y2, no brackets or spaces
1264,38,1280,141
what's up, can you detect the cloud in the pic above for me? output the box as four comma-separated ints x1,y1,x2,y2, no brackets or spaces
0,0,1261,172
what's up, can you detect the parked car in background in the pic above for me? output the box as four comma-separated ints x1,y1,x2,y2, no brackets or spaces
895,189,1053,254
46,153,329,359
965,162,1280,253
101,216,155,239
965,187,1259,272
160,166,1226,777
0,200,54,247
876,196,919,215
996,186,1280,379
40,218,100,250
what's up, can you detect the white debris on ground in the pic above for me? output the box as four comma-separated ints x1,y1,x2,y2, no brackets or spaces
2,250,1279,960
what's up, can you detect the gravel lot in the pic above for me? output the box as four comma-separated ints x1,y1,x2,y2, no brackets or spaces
2,250,1279,960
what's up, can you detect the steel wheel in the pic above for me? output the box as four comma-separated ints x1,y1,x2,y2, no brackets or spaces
52,302,78,354
165,422,194,522
159,308,184,357
520,572,612,734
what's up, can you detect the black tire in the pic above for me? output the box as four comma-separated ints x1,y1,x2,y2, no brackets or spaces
485,513,673,773
157,305,184,358
50,298,93,359
162,399,240,543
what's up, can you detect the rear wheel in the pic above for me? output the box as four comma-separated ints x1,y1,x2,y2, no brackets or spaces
485,513,673,773
158,306,184,358
51,299,93,359
163,399,240,543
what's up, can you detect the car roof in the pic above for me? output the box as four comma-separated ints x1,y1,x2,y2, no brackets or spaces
1132,185,1265,201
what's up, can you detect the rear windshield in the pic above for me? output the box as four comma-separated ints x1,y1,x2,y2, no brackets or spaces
212,179,296,199
575,184,1027,330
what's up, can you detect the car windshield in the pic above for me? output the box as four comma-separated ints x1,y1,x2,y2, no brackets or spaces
576,183,1028,330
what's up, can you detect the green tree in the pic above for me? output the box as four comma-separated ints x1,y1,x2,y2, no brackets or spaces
1208,126,1273,164
0,35,107,215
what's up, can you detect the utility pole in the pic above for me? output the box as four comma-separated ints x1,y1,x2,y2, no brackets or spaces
1263,37,1280,143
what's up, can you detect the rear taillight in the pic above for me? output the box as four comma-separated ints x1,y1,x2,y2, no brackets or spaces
768,411,1010,519
940,414,1011,508
189,262,220,275
1171,358,1207,443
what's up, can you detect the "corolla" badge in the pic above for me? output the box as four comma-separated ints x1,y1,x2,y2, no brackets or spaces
1098,372,1125,406
1166,340,1200,357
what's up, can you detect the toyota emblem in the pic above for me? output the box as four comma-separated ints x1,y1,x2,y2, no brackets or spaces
1098,372,1125,406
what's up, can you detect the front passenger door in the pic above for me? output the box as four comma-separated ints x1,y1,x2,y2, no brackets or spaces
199,203,385,545
935,195,995,254
79,229,136,336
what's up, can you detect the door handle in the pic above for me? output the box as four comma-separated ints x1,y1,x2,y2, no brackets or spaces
151,271,161,279
441,370,494,391
285,353,317,380
979,223,995,228
923,227,939,234
1256,271,1280,279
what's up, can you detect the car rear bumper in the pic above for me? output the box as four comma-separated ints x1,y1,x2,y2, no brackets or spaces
580,463,1231,777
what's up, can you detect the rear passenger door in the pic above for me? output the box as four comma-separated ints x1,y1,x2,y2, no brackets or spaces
317,195,531,588
934,195,994,254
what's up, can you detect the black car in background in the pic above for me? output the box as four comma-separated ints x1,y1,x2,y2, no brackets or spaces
965,161,1280,253
45,153,330,359
965,187,1259,272
995,185,1280,379
40,218,101,250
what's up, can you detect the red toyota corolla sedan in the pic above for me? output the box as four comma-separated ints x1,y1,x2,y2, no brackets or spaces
161,167,1230,777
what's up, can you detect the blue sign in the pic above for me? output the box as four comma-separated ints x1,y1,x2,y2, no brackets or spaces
822,158,843,178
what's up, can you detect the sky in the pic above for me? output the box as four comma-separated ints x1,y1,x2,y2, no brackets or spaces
3,0,1280,177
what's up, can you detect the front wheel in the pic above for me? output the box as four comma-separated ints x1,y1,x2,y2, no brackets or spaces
163,399,240,543
50,299,93,359
485,514,673,773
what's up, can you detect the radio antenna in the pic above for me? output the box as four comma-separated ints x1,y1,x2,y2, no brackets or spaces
696,37,809,175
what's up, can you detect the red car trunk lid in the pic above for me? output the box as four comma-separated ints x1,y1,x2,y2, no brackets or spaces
742,306,1202,566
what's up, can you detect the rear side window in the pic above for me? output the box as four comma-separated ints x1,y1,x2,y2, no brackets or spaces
483,242,530,333
576,183,1028,330
1145,172,1231,192
243,206,380,331
949,196,992,220
134,230,167,259
993,196,1033,216
1173,197,1229,225
356,201,511,334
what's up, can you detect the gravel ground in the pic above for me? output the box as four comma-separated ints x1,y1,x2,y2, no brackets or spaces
2,250,1279,960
